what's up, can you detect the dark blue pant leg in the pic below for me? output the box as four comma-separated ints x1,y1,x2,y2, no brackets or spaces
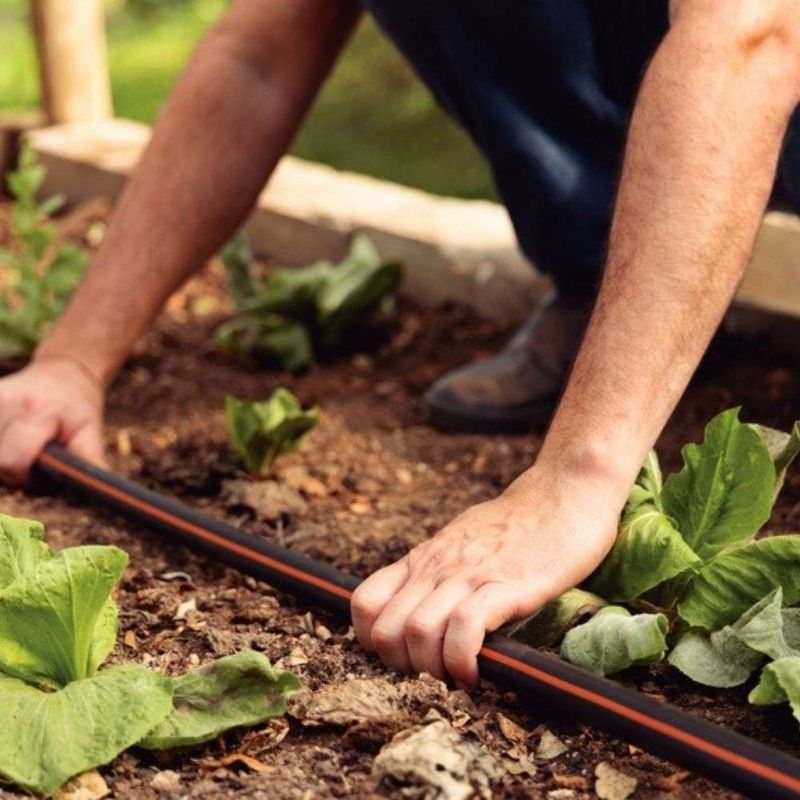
365,0,668,298
776,107,800,212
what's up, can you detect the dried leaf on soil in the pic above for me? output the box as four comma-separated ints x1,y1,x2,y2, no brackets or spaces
292,677,404,726
535,729,569,760
222,478,307,521
595,762,637,800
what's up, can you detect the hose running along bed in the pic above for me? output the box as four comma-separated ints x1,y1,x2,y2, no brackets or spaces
35,444,800,799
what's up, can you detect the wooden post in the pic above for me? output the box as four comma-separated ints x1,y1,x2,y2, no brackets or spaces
30,0,113,124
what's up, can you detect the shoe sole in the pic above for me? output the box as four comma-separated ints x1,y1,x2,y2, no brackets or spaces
424,393,557,436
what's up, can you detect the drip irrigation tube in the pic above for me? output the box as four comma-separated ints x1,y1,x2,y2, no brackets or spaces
35,443,800,799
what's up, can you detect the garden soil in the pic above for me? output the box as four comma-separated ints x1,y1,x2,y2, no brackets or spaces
2,199,800,799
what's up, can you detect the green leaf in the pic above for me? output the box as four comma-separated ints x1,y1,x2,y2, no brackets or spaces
221,236,259,311
749,658,800,723
0,666,172,796
661,408,776,559
0,545,128,686
140,650,299,749
45,244,88,298
316,234,403,348
505,588,607,646
586,504,700,603
225,389,319,476
677,535,800,630
253,260,334,316
751,421,800,499
669,627,764,688
733,587,800,660
214,314,313,372
0,513,52,588
560,607,668,676
624,450,664,515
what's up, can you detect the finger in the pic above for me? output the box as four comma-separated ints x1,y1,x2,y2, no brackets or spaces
67,423,108,467
351,558,409,652
405,579,473,680
0,415,60,486
370,577,437,674
443,583,527,691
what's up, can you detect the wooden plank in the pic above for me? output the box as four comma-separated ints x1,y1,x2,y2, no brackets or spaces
30,0,113,124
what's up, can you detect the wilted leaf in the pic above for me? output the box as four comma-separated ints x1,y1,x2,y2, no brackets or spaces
750,421,800,498
505,588,606,646
139,651,299,749
0,666,172,796
661,408,776,559
225,389,319,476
560,607,668,676
677,535,800,630
292,677,403,726
0,545,127,686
595,762,637,800
53,770,109,800
535,729,569,760
373,718,501,800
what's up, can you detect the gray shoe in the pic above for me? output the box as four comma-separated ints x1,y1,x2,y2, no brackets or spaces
425,292,591,434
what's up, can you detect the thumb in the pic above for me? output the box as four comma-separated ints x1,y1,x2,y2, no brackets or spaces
67,422,108,468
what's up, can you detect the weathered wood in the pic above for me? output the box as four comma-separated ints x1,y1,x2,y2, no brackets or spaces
30,0,113,124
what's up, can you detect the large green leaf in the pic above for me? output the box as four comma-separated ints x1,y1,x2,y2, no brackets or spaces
0,666,172,796
0,513,52,588
505,588,607,646
0,545,127,686
140,650,299,749
225,389,319,477
253,261,334,316
624,450,664,515
661,409,776,559
749,657,800,723
586,504,700,602
560,607,668,676
677,535,800,630
734,587,800,660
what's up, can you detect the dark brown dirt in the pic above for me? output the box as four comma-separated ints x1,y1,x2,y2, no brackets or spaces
2,199,800,798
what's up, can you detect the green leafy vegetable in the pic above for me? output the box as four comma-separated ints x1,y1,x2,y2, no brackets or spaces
749,658,800,723
0,514,300,795
0,667,173,796
751,421,800,499
140,651,300,749
560,607,668,676
0,144,88,361
225,388,319,476
215,233,403,370
661,408,775,560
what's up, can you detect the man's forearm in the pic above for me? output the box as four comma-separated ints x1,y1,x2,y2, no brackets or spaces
526,2,800,499
38,0,359,387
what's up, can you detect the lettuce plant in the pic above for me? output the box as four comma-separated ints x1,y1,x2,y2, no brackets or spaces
0,513,298,795
214,234,402,371
225,388,319,476
0,144,87,361
510,409,800,727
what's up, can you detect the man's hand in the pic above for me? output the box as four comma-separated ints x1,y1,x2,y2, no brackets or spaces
0,357,106,486
351,466,624,689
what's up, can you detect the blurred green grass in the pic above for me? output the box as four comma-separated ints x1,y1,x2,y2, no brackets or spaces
0,1,495,199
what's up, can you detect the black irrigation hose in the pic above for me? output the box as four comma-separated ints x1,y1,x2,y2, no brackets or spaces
34,443,800,799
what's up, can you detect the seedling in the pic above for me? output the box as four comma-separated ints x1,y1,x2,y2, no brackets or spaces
0,144,87,361
225,388,320,477
215,234,403,370
0,513,298,795
510,408,800,727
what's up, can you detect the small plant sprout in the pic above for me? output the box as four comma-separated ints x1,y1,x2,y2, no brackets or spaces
0,143,88,361
214,233,403,370
225,388,320,477
0,513,299,796
510,409,800,730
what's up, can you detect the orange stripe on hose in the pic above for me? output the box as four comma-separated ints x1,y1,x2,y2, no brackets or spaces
38,451,353,602
40,450,800,796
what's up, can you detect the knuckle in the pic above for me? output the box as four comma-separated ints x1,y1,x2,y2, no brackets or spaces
370,622,397,651
350,586,381,621
405,614,435,642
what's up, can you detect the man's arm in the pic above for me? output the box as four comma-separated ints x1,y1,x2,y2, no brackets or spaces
0,0,360,483
352,0,800,688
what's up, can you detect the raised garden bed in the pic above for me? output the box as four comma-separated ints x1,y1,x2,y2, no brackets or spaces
2,198,800,798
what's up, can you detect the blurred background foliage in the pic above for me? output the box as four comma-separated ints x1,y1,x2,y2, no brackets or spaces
0,0,495,199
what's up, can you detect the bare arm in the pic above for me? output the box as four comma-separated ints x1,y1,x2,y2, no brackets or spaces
38,0,360,388
0,0,359,482
352,0,800,688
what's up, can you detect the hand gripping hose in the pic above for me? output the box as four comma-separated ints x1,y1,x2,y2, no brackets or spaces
35,444,800,799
